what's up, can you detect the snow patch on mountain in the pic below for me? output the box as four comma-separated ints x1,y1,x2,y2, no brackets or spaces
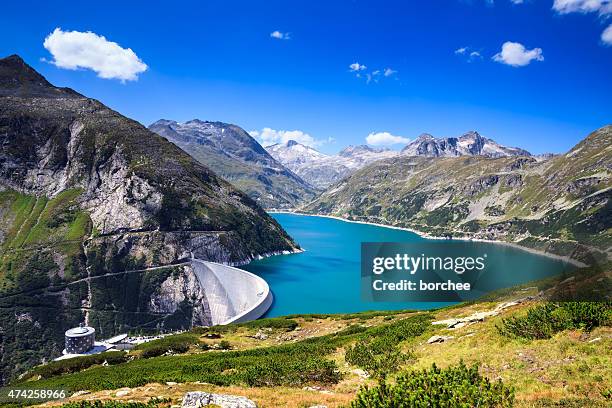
266,141,399,188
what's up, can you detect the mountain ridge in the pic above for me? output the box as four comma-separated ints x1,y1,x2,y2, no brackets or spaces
148,119,318,208
402,130,532,158
267,131,535,189
266,140,398,188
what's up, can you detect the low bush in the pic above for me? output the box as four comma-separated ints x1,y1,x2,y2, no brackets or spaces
19,314,432,392
23,351,128,380
338,309,415,321
217,340,231,350
345,315,428,379
61,398,171,408
346,338,412,380
498,302,611,340
242,358,340,386
351,362,515,407
135,333,200,358
227,317,299,332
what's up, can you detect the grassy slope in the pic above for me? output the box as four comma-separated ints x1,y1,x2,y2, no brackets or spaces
0,188,91,292
18,286,611,408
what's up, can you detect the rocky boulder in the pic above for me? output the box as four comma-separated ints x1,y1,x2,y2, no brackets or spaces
182,391,257,408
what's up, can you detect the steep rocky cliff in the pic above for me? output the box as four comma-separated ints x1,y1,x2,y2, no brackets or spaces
304,126,611,264
0,55,298,383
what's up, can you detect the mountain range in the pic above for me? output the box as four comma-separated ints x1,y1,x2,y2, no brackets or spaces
266,141,399,188
148,119,317,208
0,55,297,383
265,131,532,189
304,126,611,265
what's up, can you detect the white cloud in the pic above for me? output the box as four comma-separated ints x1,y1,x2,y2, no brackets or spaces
43,28,147,82
455,46,483,62
493,41,544,67
511,0,524,4
349,62,367,72
270,30,291,40
383,68,397,77
552,0,612,15
249,128,330,147
366,132,410,147
602,23,612,44
349,63,398,83
553,1,612,46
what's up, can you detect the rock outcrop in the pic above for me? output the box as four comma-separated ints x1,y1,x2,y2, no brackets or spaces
182,391,257,408
401,131,531,158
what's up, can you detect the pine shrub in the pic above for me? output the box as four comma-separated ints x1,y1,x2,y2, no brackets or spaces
351,362,514,407
498,302,610,340
345,314,428,379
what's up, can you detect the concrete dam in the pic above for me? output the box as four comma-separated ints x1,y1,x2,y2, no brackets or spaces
191,259,273,326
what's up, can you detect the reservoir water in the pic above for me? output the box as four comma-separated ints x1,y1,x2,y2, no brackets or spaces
241,213,573,317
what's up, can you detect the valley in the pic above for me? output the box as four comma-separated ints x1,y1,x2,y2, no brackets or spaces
0,55,298,384
0,54,609,407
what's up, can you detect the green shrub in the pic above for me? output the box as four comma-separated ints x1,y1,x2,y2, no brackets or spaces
351,362,514,407
242,358,340,387
217,340,231,350
338,324,367,336
557,302,611,330
61,398,171,408
23,351,128,380
346,338,412,380
135,333,199,358
215,317,298,332
498,302,611,340
346,314,429,380
19,314,432,392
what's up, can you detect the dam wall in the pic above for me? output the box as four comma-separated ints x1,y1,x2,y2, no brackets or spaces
191,259,273,326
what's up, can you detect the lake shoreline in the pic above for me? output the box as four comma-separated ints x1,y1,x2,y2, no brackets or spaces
267,210,587,268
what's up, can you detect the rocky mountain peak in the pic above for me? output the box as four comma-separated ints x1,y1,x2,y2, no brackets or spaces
185,119,210,126
459,131,482,142
402,130,530,158
286,140,300,147
149,119,177,128
0,54,80,98
339,144,377,157
415,133,435,141
0,54,46,83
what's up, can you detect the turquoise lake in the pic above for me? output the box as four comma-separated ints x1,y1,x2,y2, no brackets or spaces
241,213,573,317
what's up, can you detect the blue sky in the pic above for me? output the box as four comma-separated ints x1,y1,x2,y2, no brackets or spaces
1,0,611,154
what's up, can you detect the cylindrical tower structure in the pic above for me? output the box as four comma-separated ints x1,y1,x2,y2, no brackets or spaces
65,326,95,354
